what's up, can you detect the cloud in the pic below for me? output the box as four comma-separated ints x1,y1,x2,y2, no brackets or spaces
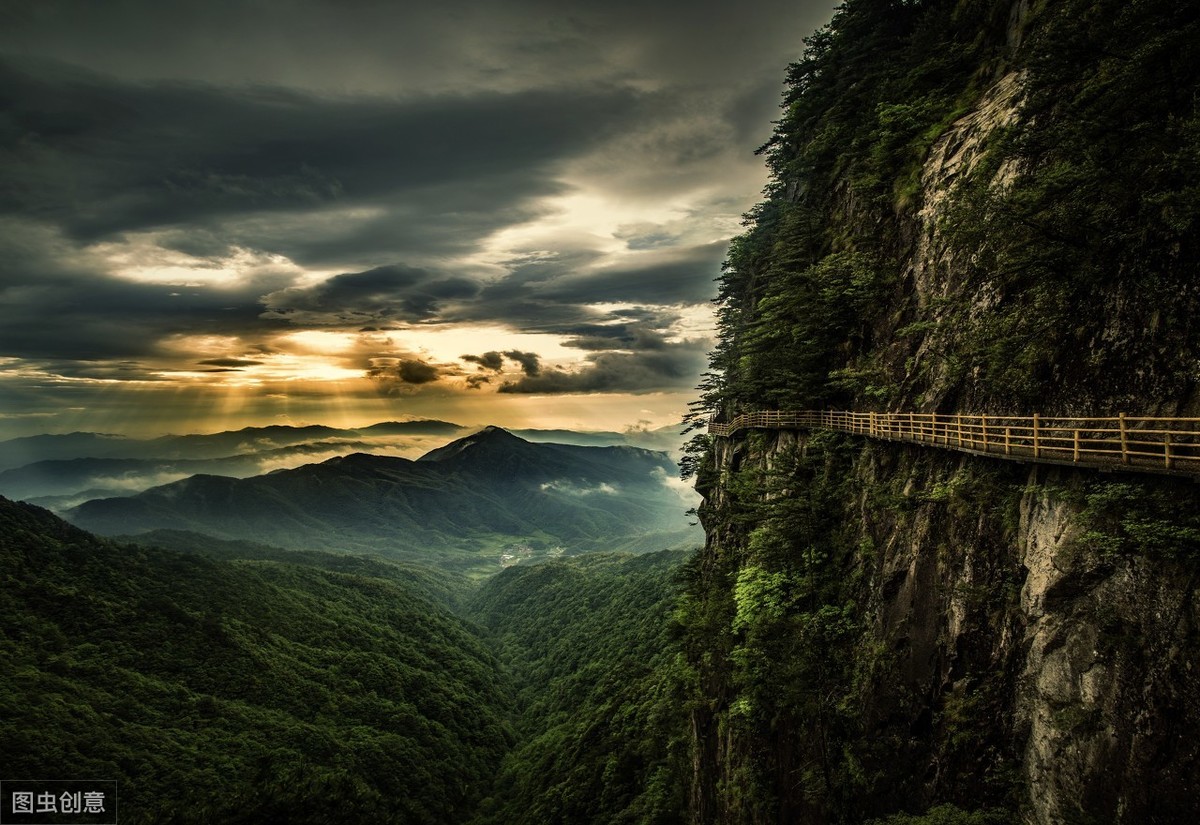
463,351,505,371
540,479,619,496
0,1,835,100
0,218,292,364
651,465,702,507
440,244,727,349
0,56,646,265
396,360,440,384
262,264,481,325
499,344,705,394
367,358,442,394
198,358,264,367
88,471,192,493
502,351,542,377
463,349,550,380
538,242,730,305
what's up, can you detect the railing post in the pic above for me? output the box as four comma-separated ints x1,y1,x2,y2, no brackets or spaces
1165,433,1173,470
1119,413,1129,464
870,411,876,437
1033,413,1041,459
1005,426,1011,456
1073,429,1080,462
981,415,989,452
957,414,963,447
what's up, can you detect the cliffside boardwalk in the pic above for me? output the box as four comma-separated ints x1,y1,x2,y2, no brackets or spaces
709,410,1200,477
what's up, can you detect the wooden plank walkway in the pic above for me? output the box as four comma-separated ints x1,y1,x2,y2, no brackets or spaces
708,410,1200,478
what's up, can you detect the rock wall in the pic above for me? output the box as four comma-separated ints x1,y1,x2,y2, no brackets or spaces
1016,478,1200,823
694,424,1200,823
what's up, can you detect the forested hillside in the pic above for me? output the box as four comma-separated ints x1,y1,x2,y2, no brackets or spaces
1,496,699,824
683,1,1200,823
0,496,512,824
690,0,1199,423
468,551,692,825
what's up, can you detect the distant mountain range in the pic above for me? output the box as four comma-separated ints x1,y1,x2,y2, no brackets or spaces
0,420,685,509
68,427,699,574
0,419,465,471
0,441,382,507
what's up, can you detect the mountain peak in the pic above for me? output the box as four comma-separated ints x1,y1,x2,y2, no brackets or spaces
417,426,527,463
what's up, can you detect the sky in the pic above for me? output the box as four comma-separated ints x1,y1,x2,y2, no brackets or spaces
0,0,837,439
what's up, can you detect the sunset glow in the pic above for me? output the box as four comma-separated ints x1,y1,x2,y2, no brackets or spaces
0,0,837,439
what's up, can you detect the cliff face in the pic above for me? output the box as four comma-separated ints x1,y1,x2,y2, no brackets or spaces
685,1,1200,822
696,429,1200,820
693,432,1200,823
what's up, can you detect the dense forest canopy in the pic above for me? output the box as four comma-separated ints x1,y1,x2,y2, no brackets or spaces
1,495,695,824
0,496,513,824
468,551,692,824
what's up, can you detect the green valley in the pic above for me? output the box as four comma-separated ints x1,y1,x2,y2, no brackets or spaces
468,551,692,825
0,495,695,824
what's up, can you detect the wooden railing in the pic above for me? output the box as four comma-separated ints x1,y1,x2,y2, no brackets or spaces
709,410,1200,477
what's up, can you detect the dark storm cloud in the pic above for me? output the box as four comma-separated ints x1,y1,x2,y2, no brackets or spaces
503,351,542,377
262,265,481,325
255,181,558,268
498,345,706,394
0,56,645,262
437,247,707,343
396,360,440,385
0,222,287,363
0,1,834,99
198,358,264,368
462,349,543,378
448,255,699,352
560,325,670,352
36,360,173,382
462,352,505,371
539,243,728,305
366,358,443,396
